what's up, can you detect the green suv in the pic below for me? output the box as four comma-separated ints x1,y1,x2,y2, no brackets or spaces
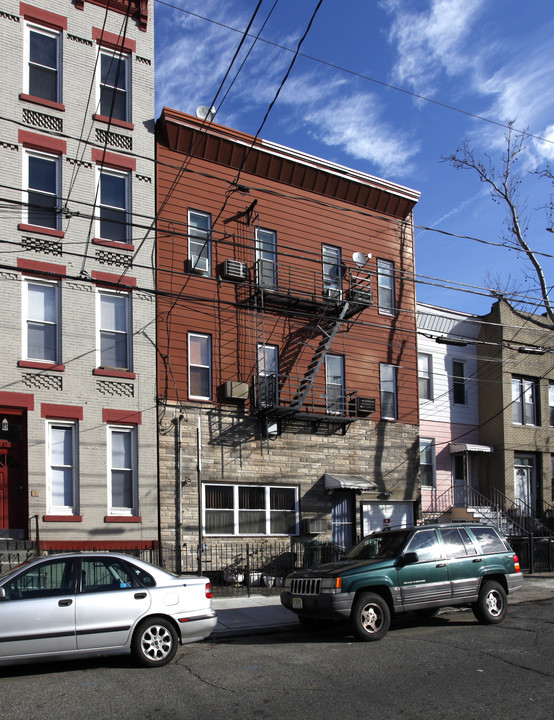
280,524,523,641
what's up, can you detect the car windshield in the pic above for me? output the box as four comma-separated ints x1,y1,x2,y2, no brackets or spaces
345,531,410,560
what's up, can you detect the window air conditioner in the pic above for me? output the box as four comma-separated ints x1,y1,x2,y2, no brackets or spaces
223,259,247,281
190,255,209,274
301,518,327,535
224,381,249,401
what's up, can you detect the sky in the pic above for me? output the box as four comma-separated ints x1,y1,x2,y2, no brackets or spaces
153,0,554,318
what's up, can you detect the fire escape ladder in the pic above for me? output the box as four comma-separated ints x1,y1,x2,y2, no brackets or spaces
289,301,351,411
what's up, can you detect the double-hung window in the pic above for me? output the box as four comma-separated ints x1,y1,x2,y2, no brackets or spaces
98,48,130,122
512,376,539,426
188,333,211,399
380,363,398,420
23,278,60,363
47,421,78,515
418,353,433,401
326,354,345,414
108,425,137,515
322,244,342,299
377,258,395,315
25,150,60,230
204,484,298,536
419,438,435,487
98,291,131,370
257,344,278,408
98,168,130,243
188,210,211,274
452,360,466,405
25,23,62,104
255,228,277,288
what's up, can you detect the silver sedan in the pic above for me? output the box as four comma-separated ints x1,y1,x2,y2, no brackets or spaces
0,552,217,667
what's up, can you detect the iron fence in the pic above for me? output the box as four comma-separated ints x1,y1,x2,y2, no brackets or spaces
508,535,554,573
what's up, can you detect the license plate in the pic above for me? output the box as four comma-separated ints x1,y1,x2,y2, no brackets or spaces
292,597,303,610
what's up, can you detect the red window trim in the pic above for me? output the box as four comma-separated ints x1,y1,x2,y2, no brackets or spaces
75,1,148,33
17,258,66,277
19,129,66,155
104,515,142,523
93,238,135,252
43,515,83,522
18,361,65,372
92,26,136,53
20,94,65,112
102,409,142,425
18,224,64,238
0,392,34,411
20,2,68,30
94,368,136,380
41,403,83,421
93,114,134,131
92,270,136,288
92,148,136,172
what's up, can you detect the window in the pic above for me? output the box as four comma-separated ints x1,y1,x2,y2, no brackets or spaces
404,529,440,562
452,360,466,405
377,258,395,315
81,557,137,593
23,279,60,362
439,528,478,557
255,228,277,288
47,421,78,515
2,558,75,601
189,333,211,399
322,244,342,299
326,354,345,414
512,376,538,426
257,343,278,407
380,363,397,420
471,527,507,554
418,353,432,400
98,291,131,370
98,48,130,122
25,150,60,230
188,210,211,274
419,438,435,487
25,23,62,103
204,484,298,536
98,168,130,243
108,425,137,515
549,384,554,427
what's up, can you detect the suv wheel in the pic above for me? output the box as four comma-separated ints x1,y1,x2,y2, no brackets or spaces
352,592,390,641
472,581,507,625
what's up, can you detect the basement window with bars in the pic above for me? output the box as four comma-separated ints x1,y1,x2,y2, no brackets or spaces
203,484,298,536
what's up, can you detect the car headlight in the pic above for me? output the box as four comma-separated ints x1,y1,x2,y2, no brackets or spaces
284,578,292,590
320,577,342,594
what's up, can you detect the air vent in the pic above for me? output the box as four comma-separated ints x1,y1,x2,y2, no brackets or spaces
223,259,247,281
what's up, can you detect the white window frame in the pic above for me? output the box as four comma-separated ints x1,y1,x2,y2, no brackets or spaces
322,244,342,299
107,424,137,516
377,258,395,315
419,438,435,488
380,363,398,420
22,277,61,363
96,289,132,370
46,420,78,515
23,148,61,230
188,210,211,275
24,21,62,103
188,332,212,400
96,166,131,243
512,376,538,427
255,227,277,288
203,484,299,537
326,354,345,414
418,352,433,401
452,359,467,405
97,46,131,122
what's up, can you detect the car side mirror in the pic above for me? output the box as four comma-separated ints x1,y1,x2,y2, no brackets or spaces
0,588,5,601
398,551,419,566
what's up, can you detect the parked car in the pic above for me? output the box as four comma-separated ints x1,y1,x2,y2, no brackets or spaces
0,552,217,667
281,524,523,641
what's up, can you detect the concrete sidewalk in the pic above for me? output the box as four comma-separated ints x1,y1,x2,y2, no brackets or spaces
211,572,554,639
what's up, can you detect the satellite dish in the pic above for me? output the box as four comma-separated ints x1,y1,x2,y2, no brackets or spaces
352,252,367,268
196,105,216,122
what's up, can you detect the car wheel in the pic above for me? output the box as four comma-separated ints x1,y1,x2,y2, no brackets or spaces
351,592,390,642
132,616,179,667
472,581,507,625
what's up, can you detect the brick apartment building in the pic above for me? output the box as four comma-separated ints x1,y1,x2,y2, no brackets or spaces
0,1,157,551
156,108,421,569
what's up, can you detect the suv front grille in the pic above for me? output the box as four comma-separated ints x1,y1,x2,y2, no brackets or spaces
291,577,321,596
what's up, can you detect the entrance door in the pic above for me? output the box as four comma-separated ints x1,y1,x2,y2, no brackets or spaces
0,446,8,528
331,490,354,550
514,456,534,511
0,414,27,535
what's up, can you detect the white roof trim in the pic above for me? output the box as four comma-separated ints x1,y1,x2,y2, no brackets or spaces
449,443,494,454
324,473,379,491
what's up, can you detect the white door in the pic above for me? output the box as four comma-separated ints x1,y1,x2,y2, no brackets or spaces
514,462,533,510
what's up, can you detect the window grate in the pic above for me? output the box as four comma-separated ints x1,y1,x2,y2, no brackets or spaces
95,128,132,151
95,250,133,268
23,108,62,133
22,236,62,256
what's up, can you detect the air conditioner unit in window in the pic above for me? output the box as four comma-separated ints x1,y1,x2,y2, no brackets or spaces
223,259,247,281
223,381,249,401
190,255,209,274
301,518,327,535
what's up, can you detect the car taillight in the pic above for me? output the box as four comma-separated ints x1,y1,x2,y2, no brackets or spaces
205,582,213,599
513,554,521,573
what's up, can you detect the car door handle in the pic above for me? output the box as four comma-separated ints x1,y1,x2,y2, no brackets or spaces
58,599,73,607
473,557,483,562
134,592,147,600
436,563,446,568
